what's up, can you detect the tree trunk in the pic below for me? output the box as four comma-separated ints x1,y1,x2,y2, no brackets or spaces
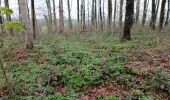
159,0,166,31
99,0,103,31
135,0,140,23
108,0,112,34
155,0,160,20
150,0,156,30
59,0,64,34
80,0,85,31
113,0,117,26
31,0,36,39
46,0,53,34
77,0,80,32
67,0,72,31
87,0,90,29
4,0,13,36
103,0,105,30
122,0,134,40
91,0,97,31
0,0,4,33
119,0,123,28
52,0,57,33
165,0,170,26
142,0,149,26
18,0,33,49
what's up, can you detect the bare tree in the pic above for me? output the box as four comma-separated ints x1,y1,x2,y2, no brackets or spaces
135,0,140,23
150,0,156,30
77,0,80,32
91,0,97,30
59,0,64,34
142,0,149,26
52,0,57,33
119,0,124,28
99,0,103,30
122,0,134,40
165,0,170,26
80,0,85,31
159,0,166,31
31,0,36,39
113,0,117,26
108,0,112,34
67,0,72,31
46,0,53,34
18,0,33,49
4,0,12,35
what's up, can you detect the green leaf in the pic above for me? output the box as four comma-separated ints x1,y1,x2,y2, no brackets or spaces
0,7,13,15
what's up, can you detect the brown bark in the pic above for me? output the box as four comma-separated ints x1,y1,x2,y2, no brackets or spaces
159,0,166,31
150,0,156,30
122,0,134,40
18,0,33,49
59,0,64,34
108,0,112,34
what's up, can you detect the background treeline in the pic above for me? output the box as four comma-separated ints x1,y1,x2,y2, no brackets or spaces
0,0,169,49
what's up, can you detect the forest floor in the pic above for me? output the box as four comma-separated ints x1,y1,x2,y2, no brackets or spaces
0,27,170,100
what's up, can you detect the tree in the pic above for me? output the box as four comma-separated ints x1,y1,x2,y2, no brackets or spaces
59,0,64,33
108,0,112,34
165,0,170,26
46,0,53,34
31,0,36,39
159,0,166,31
99,0,103,31
91,0,97,30
122,0,134,40
113,0,117,25
135,0,140,23
155,0,160,20
0,0,4,32
67,0,72,31
18,0,33,49
80,0,85,31
77,0,80,32
150,0,156,30
52,0,57,33
119,0,124,27
142,0,149,26
4,0,12,35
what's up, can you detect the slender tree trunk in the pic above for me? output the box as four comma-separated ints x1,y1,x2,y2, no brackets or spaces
103,0,105,30
59,0,64,34
31,0,36,39
165,0,170,26
52,0,57,33
108,0,112,34
155,0,160,20
46,0,53,34
136,0,140,23
159,0,166,31
80,0,85,31
67,0,72,31
0,0,4,33
119,0,123,28
151,0,156,30
113,0,117,26
91,0,97,31
4,0,13,36
99,0,103,31
77,0,80,32
122,0,134,40
87,0,90,29
18,0,33,49
142,0,149,26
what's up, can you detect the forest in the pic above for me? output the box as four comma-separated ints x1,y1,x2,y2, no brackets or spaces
0,0,170,99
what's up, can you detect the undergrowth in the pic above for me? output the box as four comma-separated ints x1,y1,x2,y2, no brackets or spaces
0,30,170,99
